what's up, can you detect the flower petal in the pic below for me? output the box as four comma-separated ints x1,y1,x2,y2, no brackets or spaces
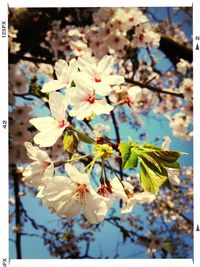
41,80,66,93
44,163,54,177
49,92,66,121
54,59,68,80
24,142,50,162
22,162,44,186
65,163,90,185
93,99,113,115
30,117,58,131
97,55,113,76
135,192,156,203
33,128,64,147
56,196,82,217
121,197,137,214
103,75,124,86
94,82,112,96
110,177,127,201
83,191,108,224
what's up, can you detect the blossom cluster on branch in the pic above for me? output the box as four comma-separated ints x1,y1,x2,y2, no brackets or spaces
8,7,193,258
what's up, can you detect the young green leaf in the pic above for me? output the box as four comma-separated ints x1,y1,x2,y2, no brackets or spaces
140,158,168,195
119,142,138,169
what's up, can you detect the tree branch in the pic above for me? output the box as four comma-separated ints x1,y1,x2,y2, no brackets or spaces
12,166,22,259
125,78,184,98
106,96,123,180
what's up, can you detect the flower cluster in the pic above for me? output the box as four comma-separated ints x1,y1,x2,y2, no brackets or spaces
23,143,155,224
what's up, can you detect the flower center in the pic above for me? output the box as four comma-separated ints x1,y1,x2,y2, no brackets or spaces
77,184,88,200
97,185,110,197
58,119,65,128
124,96,132,104
95,77,101,83
76,47,82,52
86,93,96,104
129,17,134,22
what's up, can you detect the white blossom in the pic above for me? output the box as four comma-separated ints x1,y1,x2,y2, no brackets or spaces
121,191,156,214
30,92,69,147
176,59,191,74
66,78,113,120
77,55,124,96
22,142,54,187
37,164,108,224
41,58,78,93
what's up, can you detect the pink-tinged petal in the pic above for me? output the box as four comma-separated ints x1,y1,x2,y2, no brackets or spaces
33,128,64,147
94,82,112,96
93,99,113,115
103,75,124,85
30,117,58,131
56,196,82,217
41,80,66,93
97,55,113,76
83,192,108,224
65,164,90,185
49,92,66,121
54,59,68,80
24,142,50,162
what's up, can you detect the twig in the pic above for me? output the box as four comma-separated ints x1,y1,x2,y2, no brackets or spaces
106,96,123,180
125,78,184,98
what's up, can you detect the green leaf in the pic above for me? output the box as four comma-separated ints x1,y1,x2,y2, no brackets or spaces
119,142,138,169
140,158,168,195
119,139,186,195
75,130,95,144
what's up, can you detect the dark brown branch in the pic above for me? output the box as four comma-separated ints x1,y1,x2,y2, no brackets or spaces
9,53,53,65
12,166,22,259
159,35,192,65
125,78,184,98
106,96,123,180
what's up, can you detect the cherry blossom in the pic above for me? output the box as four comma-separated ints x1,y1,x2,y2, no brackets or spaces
30,92,69,147
77,55,124,96
179,78,193,100
22,142,54,187
41,58,78,93
132,24,161,48
37,164,108,224
121,192,156,214
97,177,129,208
169,112,191,140
66,78,113,120
176,58,191,74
